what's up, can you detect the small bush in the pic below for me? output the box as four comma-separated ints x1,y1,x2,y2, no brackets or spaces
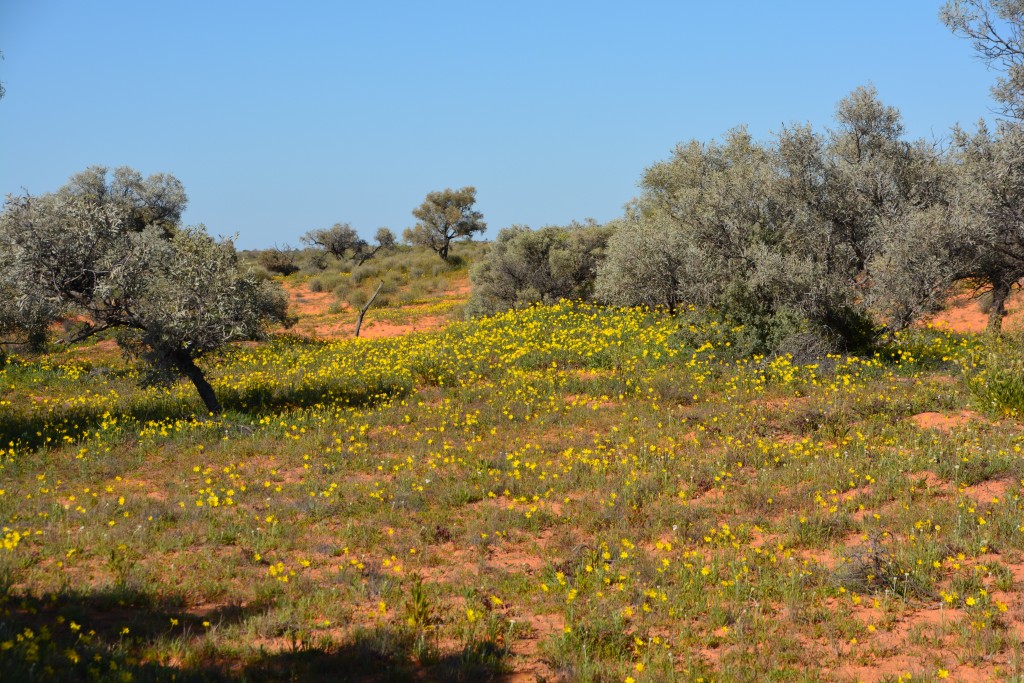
467,221,612,317
346,288,369,310
258,248,300,276
969,358,1024,415
351,264,377,285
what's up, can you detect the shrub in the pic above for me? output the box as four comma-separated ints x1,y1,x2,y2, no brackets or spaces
346,288,369,310
597,87,944,355
594,206,691,313
258,247,301,276
466,221,613,317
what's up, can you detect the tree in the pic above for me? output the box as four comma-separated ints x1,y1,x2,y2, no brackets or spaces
946,120,1024,333
258,245,301,275
302,223,396,265
404,187,485,261
942,0,1024,119
598,87,946,354
0,169,290,415
370,227,397,255
302,222,365,260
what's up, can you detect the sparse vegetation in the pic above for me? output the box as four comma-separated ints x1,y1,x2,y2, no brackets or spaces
2,303,1024,682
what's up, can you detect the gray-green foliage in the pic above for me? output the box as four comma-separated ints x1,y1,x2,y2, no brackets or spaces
596,86,947,354
59,165,187,236
593,205,693,314
0,168,290,414
302,223,396,265
258,246,301,275
404,186,485,262
466,221,612,317
114,228,290,384
945,120,1024,332
942,0,1024,120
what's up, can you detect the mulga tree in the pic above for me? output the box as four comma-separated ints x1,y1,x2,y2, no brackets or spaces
0,169,290,415
597,87,946,354
405,186,486,262
364,227,398,263
946,120,1024,333
302,223,396,265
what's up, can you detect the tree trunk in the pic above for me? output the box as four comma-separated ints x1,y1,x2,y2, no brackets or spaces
354,280,385,338
174,353,222,415
438,241,449,262
987,280,1012,335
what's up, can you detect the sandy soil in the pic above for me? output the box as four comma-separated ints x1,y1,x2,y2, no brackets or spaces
927,287,1024,334
281,277,469,340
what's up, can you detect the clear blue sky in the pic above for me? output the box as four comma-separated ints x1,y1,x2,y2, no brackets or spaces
0,1,999,249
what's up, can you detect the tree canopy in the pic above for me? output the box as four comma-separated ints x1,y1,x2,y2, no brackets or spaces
302,223,396,265
942,0,1024,120
404,187,485,261
0,167,290,415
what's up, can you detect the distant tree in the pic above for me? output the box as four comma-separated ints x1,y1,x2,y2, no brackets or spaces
405,187,485,261
371,227,397,253
942,0,1024,119
467,220,611,317
302,223,365,259
0,50,5,101
0,170,290,415
258,246,301,275
302,223,396,265
355,227,397,265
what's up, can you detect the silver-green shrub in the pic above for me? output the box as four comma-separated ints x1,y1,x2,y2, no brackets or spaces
466,221,612,317
0,168,290,414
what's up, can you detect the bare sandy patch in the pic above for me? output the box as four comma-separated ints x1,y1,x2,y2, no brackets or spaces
909,410,982,432
962,477,1012,504
927,287,1024,334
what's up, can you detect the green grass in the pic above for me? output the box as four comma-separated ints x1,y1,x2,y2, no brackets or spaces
1,307,1023,681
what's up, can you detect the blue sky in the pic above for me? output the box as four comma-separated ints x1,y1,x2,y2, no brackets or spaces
0,1,999,248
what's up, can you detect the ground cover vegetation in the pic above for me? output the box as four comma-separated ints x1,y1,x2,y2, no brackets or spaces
3,305,1024,681
4,3,1024,681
